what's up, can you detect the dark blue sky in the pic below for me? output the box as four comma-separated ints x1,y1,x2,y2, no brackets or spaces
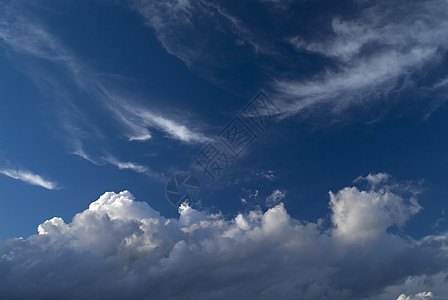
1,1,448,299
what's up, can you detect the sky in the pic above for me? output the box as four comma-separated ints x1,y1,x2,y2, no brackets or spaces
1,0,448,299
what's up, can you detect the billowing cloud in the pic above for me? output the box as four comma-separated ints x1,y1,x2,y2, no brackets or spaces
1,174,447,299
0,168,59,190
397,292,433,300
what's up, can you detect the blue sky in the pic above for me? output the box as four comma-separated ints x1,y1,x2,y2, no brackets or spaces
1,1,448,299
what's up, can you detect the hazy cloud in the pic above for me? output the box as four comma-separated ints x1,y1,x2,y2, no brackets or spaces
0,1,211,175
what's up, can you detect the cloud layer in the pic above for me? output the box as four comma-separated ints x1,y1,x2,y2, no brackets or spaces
1,174,447,299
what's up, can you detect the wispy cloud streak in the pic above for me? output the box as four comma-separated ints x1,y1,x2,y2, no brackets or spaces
0,1,211,175
279,1,448,116
0,168,59,190
131,0,448,119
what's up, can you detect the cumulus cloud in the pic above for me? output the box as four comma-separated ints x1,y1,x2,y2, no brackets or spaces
1,174,448,299
0,168,59,190
397,292,434,300
355,172,390,188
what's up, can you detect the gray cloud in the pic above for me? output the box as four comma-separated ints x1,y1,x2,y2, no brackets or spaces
1,174,447,299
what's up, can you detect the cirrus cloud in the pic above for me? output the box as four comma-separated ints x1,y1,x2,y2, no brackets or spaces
0,168,59,190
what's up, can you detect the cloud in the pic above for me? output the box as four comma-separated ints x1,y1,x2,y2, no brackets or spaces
256,170,277,181
355,172,390,188
69,148,163,180
0,1,210,175
331,173,422,244
239,188,259,205
130,0,272,93
278,0,448,116
0,168,59,190
119,103,212,144
265,189,286,207
104,156,150,174
131,0,448,120
1,174,448,299
397,292,433,300
330,186,421,244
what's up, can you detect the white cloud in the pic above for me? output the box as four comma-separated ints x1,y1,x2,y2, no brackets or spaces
131,0,448,119
331,172,422,244
276,47,437,115
0,1,211,175
0,168,59,190
397,292,433,300
265,189,286,207
256,170,277,181
121,104,212,144
104,156,150,174
1,174,447,299
355,172,390,188
380,271,448,300
277,0,448,116
128,132,152,142
330,186,421,244
130,0,271,91
239,188,259,205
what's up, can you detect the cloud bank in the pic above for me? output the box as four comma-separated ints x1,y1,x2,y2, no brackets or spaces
1,174,447,299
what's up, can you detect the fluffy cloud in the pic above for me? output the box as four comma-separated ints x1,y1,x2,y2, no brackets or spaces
397,292,433,300
1,174,447,299
330,184,421,243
